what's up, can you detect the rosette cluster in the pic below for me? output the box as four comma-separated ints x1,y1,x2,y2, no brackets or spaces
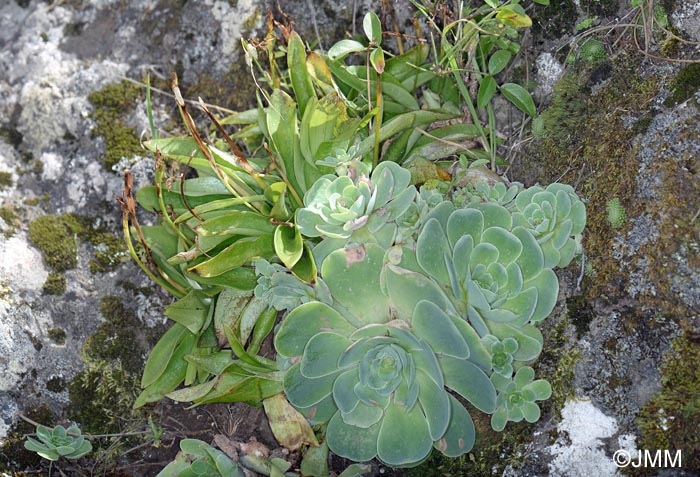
296,161,416,248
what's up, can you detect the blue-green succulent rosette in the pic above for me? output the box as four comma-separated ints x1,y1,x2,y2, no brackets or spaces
274,244,496,467
387,201,555,362
511,183,586,268
296,161,416,263
490,367,552,432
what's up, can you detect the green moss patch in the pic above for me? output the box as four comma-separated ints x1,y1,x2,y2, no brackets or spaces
0,205,19,238
28,213,128,274
28,215,78,271
520,50,659,306
82,296,146,374
637,332,700,472
88,80,143,170
67,362,141,435
0,171,12,189
47,327,67,345
43,271,66,295
664,63,700,107
67,296,155,435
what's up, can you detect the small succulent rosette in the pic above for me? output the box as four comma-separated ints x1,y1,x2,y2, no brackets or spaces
511,183,586,268
156,439,244,477
296,161,416,262
490,367,552,432
24,424,92,461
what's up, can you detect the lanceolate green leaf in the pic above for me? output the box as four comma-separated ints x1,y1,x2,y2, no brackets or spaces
267,89,304,195
500,83,536,117
190,234,274,277
164,291,210,335
135,331,197,408
287,32,316,116
477,76,497,110
141,323,188,388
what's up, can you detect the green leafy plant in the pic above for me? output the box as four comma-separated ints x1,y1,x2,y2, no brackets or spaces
24,424,92,462
157,439,244,477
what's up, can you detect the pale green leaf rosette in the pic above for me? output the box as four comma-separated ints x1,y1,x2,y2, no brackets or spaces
511,183,586,268
490,367,552,432
481,335,518,378
453,182,520,208
274,244,494,467
24,425,92,462
413,201,558,343
296,161,416,262
156,439,245,477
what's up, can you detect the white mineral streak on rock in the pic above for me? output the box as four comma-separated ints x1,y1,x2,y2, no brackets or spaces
548,399,619,477
535,53,564,99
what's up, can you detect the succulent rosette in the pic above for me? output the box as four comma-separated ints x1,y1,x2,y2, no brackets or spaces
511,183,586,268
490,366,552,432
275,244,495,467
409,201,557,348
24,425,92,461
453,182,520,208
296,161,416,253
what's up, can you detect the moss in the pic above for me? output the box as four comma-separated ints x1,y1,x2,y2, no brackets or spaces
520,49,659,306
243,6,262,30
664,63,700,107
0,171,12,189
88,231,129,273
0,404,55,473
42,271,66,295
117,279,153,296
0,206,16,223
28,215,78,272
47,327,67,345
88,80,143,170
0,205,19,238
82,296,145,375
67,362,141,435
637,331,700,473
29,213,127,274
46,375,67,393
66,296,156,436
24,194,49,206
